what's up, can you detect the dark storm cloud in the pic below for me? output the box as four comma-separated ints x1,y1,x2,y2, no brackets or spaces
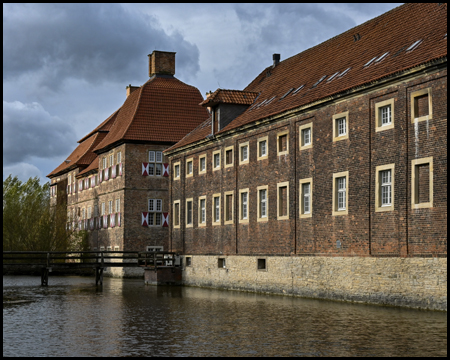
3,100,76,165
3,3,200,89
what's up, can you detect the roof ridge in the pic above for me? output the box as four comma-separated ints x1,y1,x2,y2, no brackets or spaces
122,81,145,139
76,132,98,164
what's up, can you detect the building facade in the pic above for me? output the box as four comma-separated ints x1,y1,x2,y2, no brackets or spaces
165,3,447,310
47,51,209,276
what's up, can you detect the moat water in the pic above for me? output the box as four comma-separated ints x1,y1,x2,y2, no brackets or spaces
3,275,447,357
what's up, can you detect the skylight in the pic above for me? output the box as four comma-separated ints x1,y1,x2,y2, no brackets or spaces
406,39,423,52
312,75,327,88
292,85,304,95
265,96,277,104
280,88,295,100
338,67,351,78
364,56,378,67
375,52,389,63
327,72,340,82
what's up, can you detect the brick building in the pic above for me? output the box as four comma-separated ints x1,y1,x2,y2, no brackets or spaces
165,4,447,309
47,51,209,276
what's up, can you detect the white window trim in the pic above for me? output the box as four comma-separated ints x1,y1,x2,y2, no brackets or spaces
277,131,289,156
332,171,349,216
199,154,207,175
224,146,234,168
212,193,221,226
239,188,249,224
212,150,221,171
257,185,269,222
198,195,207,227
224,191,234,225
148,199,163,227
299,122,313,150
257,136,269,161
239,142,250,165
299,178,313,218
375,98,395,132
277,181,289,220
332,111,349,142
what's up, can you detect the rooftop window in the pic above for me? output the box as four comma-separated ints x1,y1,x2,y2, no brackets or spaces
312,75,327,88
280,88,295,100
364,56,378,68
265,96,277,104
327,72,340,82
374,52,389,63
406,39,423,52
338,67,351,78
292,85,304,95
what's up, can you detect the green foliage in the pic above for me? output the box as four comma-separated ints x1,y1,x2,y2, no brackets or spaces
3,175,87,252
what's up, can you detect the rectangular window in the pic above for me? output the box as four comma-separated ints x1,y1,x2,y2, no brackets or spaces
299,178,313,218
380,106,391,126
299,123,313,150
411,157,433,209
115,199,120,213
148,151,163,176
225,147,233,167
108,200,113,214
102,157,107,170
173,200,180,228
174,162,180,179
259,189,267,218
239,142,249,164
224,192,234,224
257,258,267,271
155,164,162,176
218,258,226,269
277,132,288,155
239,189,249,223
213,195,220,225
148,199,163,226
186,199,193,227
277,182,289,219
332,171,349,215
380,170,392,206
199,155,206,173
411,88,432,123
375,99,395,131
117,152,122,164
213,150,221,171
156,151,162,163
186,158,193,177
333,112,349,141
101,202,105,216
257,136,268,160
200,198,206,224
109,154,114,167
88,206,92,219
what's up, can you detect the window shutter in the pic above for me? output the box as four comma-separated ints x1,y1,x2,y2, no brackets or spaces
99,170,103,183
119,163,123,176
142,163,149,176
104,167,109,181
117,212,121,227
111,165,116,179
162,212,169,227
110,214,115,228
163,163,169,177
142,212,149,226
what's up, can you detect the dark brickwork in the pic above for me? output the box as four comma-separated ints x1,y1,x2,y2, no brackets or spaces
168,68,447,258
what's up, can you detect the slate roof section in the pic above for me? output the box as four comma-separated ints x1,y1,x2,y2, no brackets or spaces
199,89,259,106
166,3,447,153
93,75,209,152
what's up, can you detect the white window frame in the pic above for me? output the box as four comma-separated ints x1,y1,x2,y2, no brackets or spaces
257,185,269,222
148,198,163,227
198,195,206,227
239,142,249,165
239,189,249,224
257,136,268,160
186,198,193,228
117,151,122,164
299,122,313,150
375,98,395,132
333,111,349,142
212,150,221,171
186,158,194,178
173,161,180,180
199,154,207,174
212,194,221,225
332,171,349,216
299,178,313,218
148,151,163,176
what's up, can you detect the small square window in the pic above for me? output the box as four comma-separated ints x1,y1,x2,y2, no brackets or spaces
411,88,432,123
375,99,395,132
186,257,192,267
257,258,267,270
218,258,226,269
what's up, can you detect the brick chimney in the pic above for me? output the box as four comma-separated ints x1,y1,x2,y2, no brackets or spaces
148,50,176,77
126,84,140,97
273,53,280,68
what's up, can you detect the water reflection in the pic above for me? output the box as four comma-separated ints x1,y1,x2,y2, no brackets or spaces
3,276,447,357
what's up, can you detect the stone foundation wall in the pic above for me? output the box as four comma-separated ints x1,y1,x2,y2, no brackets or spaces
182,255,447,311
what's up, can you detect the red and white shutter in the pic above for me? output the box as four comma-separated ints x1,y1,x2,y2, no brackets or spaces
141,212,149,226
110,214,115,228
117,212,121,227
78,220,81,230
111,165,116,179
91,176,95,188
163,163,169,177
104,168,109,181
103,215,108,229
90,218,94,230
119,163,123,176
162,212,169,227
99,170,103,183
142,163,149,176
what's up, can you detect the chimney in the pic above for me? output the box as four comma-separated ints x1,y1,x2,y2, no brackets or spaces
126,84,140,97
273,53,280,68
148,50,176,77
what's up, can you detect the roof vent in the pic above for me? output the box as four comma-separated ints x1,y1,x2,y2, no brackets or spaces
353,33,361,41
273,54,280,68
64,160,71,164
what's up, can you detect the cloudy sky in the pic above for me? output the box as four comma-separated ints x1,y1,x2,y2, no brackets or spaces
3,3,402,184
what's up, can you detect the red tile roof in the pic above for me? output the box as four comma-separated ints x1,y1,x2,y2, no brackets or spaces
77,154,99,177
93,76,209,152
199,89,259,106
78,109,120,143
167,3,447,153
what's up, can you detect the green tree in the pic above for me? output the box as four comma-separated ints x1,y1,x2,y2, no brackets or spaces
3,175,87,252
